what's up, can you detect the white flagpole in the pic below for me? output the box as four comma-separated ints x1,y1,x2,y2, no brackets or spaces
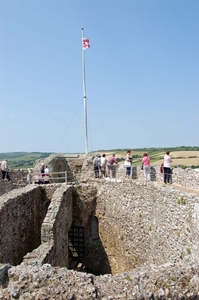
82,28,88,155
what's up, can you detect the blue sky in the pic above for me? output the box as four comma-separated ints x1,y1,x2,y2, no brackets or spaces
0,0,199,153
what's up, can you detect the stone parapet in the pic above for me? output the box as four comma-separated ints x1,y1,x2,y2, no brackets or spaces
81,157,199,191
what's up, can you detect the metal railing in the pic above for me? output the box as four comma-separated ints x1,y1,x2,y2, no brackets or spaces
49,171,68,183
48,171,78,184
30,171,78,184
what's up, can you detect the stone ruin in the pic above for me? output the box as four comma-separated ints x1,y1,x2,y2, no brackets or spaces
1,154,199,299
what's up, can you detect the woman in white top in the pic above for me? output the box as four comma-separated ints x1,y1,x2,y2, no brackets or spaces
44,165,49,174
125,150,132,179
100,154,107,178
163,151,172,184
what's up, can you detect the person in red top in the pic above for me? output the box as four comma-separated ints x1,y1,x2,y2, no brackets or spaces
142,153,150,181
106,153,118,178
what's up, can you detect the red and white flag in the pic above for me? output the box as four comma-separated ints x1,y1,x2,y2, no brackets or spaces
82,38,90,50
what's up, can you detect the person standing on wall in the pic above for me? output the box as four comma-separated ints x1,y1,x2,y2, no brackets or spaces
93,154,100,178
100,154,107,178
106,153,118,178
124,150,132,179
142,153,150,181
26,169,32,184
44,165,50,182
40,164,45,177
0,158,10,181
163,151,172,184
44,165,49,175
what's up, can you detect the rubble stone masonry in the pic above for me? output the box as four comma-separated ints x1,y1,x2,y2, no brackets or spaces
1,156,199,299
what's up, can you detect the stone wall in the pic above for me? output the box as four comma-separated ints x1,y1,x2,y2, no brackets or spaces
33,155,85,183
0,170,28,190
2,155,199,299
18,184,99,271
7,170,27,185
0,186,44,265
13,184,73,268
2,262,199,299
71,185,111,275
1,179,199,298
95,180,199,274
41,184,74,267
19,179,199,276
0,180,14,196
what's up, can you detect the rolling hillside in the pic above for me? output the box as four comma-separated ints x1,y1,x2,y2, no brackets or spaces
0,147,199,169
92,147,199,168
0,152,52,169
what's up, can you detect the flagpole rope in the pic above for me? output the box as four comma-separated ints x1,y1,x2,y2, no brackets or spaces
87,120,92,153
54,105,81,153
87,97,118,150
75,105,84,154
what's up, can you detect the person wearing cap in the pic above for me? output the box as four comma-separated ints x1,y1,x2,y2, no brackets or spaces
106,153,118,178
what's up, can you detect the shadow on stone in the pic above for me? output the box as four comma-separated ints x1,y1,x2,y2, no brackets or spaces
0,186,51,266
132,166,138,179
70,189,111,275
0,264,11,289
150,166,156,181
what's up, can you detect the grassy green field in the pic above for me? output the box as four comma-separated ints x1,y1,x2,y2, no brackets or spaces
0,147,199,169
0,152,52,169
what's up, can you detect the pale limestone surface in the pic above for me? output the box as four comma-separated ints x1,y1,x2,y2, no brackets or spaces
1,155,199,299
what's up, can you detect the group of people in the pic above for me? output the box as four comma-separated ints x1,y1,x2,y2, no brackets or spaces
139,150,172,183
0,159,10,181
93,153,118,178
1,152,172,184
124,150,151,181
93,150,173,184
26,165,51,184
0,158,52,184
31,165,51,184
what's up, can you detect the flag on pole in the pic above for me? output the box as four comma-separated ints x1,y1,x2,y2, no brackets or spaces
82,38,90,50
